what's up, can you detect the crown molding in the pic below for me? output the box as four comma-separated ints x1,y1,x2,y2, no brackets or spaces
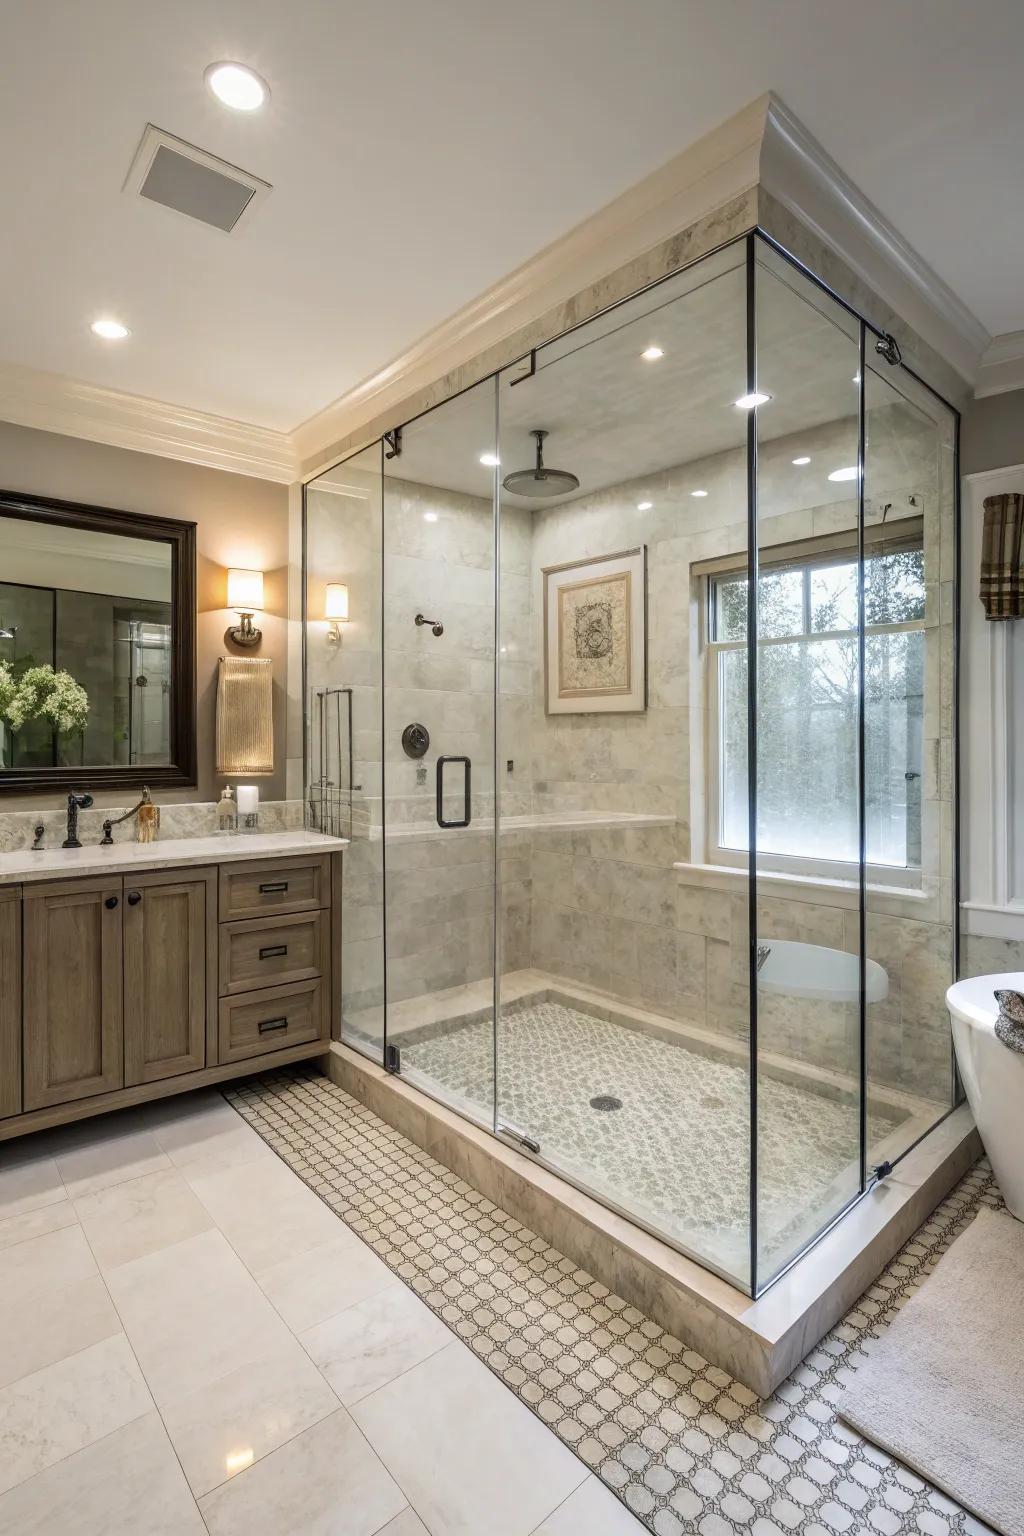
292,97,771,472
758,94,989,388
0,360,298,482
974,331,1024,399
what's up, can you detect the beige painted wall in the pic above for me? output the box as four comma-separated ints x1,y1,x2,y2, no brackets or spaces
0,419,290,806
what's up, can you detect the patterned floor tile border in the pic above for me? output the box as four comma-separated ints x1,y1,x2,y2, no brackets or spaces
226,1066,999,1536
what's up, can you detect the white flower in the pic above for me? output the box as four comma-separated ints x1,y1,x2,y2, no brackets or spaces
1,665,89,734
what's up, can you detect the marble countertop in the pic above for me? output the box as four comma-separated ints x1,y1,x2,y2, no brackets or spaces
0,830,349,887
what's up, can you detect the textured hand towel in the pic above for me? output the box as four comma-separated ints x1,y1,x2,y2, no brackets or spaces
994,989,1024,1053
216,656,273,775
840,1206,1024,1536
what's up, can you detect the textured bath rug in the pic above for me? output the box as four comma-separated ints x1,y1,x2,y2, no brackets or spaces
840,1205,1024,1536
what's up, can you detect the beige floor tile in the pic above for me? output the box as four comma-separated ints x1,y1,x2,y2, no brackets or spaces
199,1408,407,1536
531,1476,646,1534
149,1094,274,1177
378,1511,430,1536
105,1228,294,1407
0,1334,152,1495
188,1155,347,1272
301,1282,451,1405
53,1123,171,1200
0,1147,65,1220
75,1166,214,1270
160,1337,340,1497
0,1409,204,1534
0,1221,96,1306
255,1234,393,1333
352,1341,588,1536
0,1197,78,1251
0,1272,121,1389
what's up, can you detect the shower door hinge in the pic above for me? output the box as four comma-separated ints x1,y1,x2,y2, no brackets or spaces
874,333,902,367
509,348,536,387
384,426,402,459
497,1121,540,1155
872,1159,894,1182
384,1043,401,1074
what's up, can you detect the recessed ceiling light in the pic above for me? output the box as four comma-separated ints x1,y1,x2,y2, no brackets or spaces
828,465,860,482
733,391,771,409
641,346,664,361
205,61,269,112
690,489,708,498
479,453,500,467
637,501,653,512
90,318,130,340
423,511,439,522
792,456,811,466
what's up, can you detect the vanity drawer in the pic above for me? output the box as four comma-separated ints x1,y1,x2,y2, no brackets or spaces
219,855,330,922
219,978,326,1063
219,910,326,996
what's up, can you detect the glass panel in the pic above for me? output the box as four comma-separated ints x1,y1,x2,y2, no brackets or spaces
496,242,753,1288
380,378,498,1125
305,441,385,1060
863,359,956,1170
753,241,864,1285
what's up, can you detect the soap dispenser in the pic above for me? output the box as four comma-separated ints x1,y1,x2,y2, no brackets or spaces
136,786,160,843
216,785,237,835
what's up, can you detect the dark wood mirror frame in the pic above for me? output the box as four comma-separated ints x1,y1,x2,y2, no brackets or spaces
0,489,197,795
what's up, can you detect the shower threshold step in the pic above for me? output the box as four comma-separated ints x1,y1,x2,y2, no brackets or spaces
326,1041,978,1396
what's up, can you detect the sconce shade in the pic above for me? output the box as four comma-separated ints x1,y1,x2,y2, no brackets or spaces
227,568,264,611
325,582,349,621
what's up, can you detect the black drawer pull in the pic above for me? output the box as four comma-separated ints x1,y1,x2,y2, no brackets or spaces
259,881,289,894
259,943,288,959
257,1016,289,1034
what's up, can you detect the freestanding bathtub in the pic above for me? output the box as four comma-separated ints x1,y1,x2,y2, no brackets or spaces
947,971,1024,1220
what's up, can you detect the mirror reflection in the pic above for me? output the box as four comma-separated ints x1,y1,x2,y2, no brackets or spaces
0,514,173,770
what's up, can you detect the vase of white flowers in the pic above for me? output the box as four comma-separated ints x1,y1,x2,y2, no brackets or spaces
0,661,89,764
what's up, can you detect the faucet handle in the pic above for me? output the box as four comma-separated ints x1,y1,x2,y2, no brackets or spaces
31,823,45,851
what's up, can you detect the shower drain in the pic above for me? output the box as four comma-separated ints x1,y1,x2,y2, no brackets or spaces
589,1094,623,1112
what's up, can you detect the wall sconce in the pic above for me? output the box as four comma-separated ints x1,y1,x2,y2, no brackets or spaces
325,582,349,646
226,568,264,648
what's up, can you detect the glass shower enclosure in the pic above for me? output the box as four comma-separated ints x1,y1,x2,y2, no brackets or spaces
304,230,960,1297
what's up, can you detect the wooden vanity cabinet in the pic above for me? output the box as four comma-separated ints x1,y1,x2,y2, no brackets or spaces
22,876,124,1111
123,867,217,1087
0,889,20,1119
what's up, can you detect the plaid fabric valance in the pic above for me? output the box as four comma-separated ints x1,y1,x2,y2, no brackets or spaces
981,493,1024,621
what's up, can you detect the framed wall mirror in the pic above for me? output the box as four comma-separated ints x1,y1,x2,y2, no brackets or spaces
0,490,196,794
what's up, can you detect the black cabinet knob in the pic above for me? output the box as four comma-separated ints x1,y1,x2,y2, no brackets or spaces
105,895,119,909
127,890,142,906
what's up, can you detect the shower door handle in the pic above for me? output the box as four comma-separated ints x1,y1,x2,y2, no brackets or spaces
436,755,471,829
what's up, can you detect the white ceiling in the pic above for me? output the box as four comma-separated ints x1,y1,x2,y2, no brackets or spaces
1,0,1021,433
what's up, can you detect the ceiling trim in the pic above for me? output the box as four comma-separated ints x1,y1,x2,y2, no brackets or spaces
974,331,1024,398
759,95,989,386
0,360,297,482
292,96,771,470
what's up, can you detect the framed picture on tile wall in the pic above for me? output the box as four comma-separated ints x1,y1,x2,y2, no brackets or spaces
542,547,647,714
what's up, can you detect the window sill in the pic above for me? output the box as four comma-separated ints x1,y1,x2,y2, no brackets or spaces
673,860,929,909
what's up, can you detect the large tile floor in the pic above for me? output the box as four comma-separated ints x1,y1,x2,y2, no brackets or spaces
0,1071,999,1536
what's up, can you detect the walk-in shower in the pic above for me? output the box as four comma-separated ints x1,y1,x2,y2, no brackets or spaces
304,231,959,1297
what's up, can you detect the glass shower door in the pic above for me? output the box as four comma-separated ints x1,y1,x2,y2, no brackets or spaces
379,377,499,1126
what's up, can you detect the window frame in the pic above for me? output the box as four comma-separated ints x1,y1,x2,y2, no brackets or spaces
701,522,926,886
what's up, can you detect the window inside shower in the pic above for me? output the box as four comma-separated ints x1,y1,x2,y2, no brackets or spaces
303,230,960,1297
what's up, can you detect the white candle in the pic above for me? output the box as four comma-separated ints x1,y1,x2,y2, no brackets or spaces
236,785,259,816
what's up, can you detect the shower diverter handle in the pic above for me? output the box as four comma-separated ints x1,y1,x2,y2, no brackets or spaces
436,755,471,829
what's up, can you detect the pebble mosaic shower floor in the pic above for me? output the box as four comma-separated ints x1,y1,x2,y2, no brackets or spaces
401,997,903,1278
227,1066,997,1536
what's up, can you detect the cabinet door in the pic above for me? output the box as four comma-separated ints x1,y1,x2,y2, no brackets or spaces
124,867,215,1087
23,878,123,1110
0,889,21,1119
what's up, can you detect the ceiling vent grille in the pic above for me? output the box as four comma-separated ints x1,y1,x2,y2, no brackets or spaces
123,124,270,234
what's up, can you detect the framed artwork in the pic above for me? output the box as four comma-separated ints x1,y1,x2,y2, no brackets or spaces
542,547,647,714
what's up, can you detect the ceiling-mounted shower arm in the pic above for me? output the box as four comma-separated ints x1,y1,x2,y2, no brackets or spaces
415,612,444,637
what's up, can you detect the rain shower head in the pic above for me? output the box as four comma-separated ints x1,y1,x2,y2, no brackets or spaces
502,429,579,499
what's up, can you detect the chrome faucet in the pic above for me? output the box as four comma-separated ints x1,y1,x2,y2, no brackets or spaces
63,790,94,849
